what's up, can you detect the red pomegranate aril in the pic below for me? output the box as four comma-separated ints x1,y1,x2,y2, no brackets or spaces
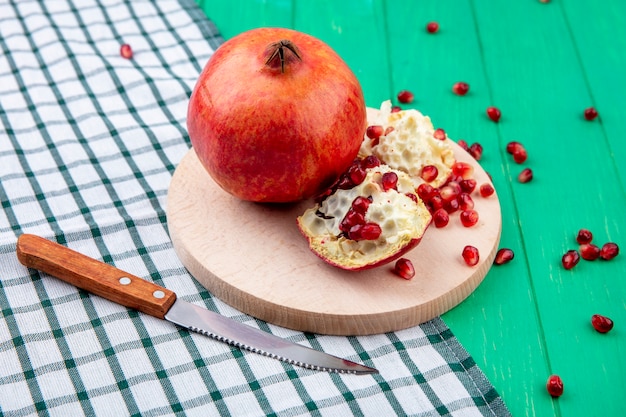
444,198,460,214
439,185,459,203
457,139,469,151
518,168,533,183
462,245,480,266
366,125,384,140
348,222,382,241
391,105,402,113
362,155,381,169
348,164,367,186
458,193,474,211
506,141,523,154
433,208,450,228
428,195,444,211
405,192,419,204
561,250,580,270
452,82,469,96
339,210,365,233
394,258,415,280
426,22,440,33
494,248,514,265
576,228,593,244
486,106,501,122
599,242,619,260
512,147,528,164
397,90,414,104
580,243,601,261
591,314,614,333
584,107,598,121
468,142,483,160
420,165,439,183
546,375,564,398
433,128,446,140
479,183,495,197
459,179,477,193
351,196,371,214
381,172,399,191
120,43,133,59
460,209,479,227
452,161,474,180
417,183,436,201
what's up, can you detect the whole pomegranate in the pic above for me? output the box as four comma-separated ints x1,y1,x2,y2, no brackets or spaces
187,28,367,202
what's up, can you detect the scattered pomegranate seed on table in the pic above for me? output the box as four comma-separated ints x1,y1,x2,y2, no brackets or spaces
120,43,133,59
599,242,619,260
579,243,601,260
460,209,479,227
591,314,614,333
426,22,439,33
486,106,501,122
576,228,593,244
518,168,533,183
394,258,415,280
397,90,414,104
546,375,564,398
583,107,599,121
452,82,470,96
462,245,480,266
561,249,580,270
506,141,523,154
468,142,483,160
494,248,514,265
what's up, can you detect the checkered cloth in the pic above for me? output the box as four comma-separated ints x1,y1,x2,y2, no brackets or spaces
0,0,511,415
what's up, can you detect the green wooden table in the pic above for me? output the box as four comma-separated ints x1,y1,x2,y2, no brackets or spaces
195,1,625,416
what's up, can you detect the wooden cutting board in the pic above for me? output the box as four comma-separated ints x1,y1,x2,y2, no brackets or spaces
167,112,502,336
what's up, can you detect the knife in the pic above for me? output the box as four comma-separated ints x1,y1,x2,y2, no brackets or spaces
16,234,377,375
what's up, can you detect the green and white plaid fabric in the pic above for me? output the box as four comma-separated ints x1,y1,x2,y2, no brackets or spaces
0,0,511,415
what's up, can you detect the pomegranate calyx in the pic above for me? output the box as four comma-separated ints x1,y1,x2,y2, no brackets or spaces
264,39,302,73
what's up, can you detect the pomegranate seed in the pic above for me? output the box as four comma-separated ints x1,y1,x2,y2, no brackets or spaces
405,192,419,204
546,375,564,398
462,246,480,266
391,106,402,113
452,162,474,180
591,314,614,333
459,179,477,193
439,185,459,203
433,128,446,140
506,141,523,154
351,196,371,214
452,82,469,96
428,195,444,211
362,155,381,169
433,208,449,228
349,222,382,241
561,250,580,270
576,228,593,244
512,148,528,164
460,209,479,227
468,143,483,160
599,242,619,260
479,183,495,197
426,22,439,33
366,125,384,140
580,243,601,261
494,248,514,265
120,43,133,59
420,165,439,183
417,183,436,201
458,193,474,210
486,106,501,122
397,90,414,104
583,107,598,121
457,139,469,151
394,258,415,280
384,126,395,136
518,168,533,183
381,172,398,191
348,164,367,186
339,210,365,233
444,198,460,214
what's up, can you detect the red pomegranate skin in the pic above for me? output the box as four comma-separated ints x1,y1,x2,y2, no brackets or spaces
187,28,367,203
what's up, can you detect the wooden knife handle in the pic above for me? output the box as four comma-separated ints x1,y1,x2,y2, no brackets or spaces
16,234,176,319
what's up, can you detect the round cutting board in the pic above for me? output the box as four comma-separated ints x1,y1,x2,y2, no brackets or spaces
167,113,502,336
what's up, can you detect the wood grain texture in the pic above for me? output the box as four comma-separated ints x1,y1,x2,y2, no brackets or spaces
167,128,501,335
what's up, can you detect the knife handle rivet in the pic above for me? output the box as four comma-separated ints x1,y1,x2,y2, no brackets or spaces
119,277,131,285
153,290,165,299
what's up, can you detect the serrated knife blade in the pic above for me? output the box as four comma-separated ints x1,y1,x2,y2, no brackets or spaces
16,234,378,375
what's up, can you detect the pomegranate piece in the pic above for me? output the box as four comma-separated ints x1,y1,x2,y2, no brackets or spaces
599,242,619,260
583,107,598,121
381,172,399,191
120,43,133,59
494,248,514,265
580,243,601,261
591,314,614,333
462,245,480,266
426,22,440,33
432,208,449,228
518,168,533,183
486,106,501,122
394,258,415,280
479,183,495,197
561,250,580,270
397,90,414,104
366,125,384,140
460,209,479,227
576,228,593,244
546,375,564,398
452,82,469,96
